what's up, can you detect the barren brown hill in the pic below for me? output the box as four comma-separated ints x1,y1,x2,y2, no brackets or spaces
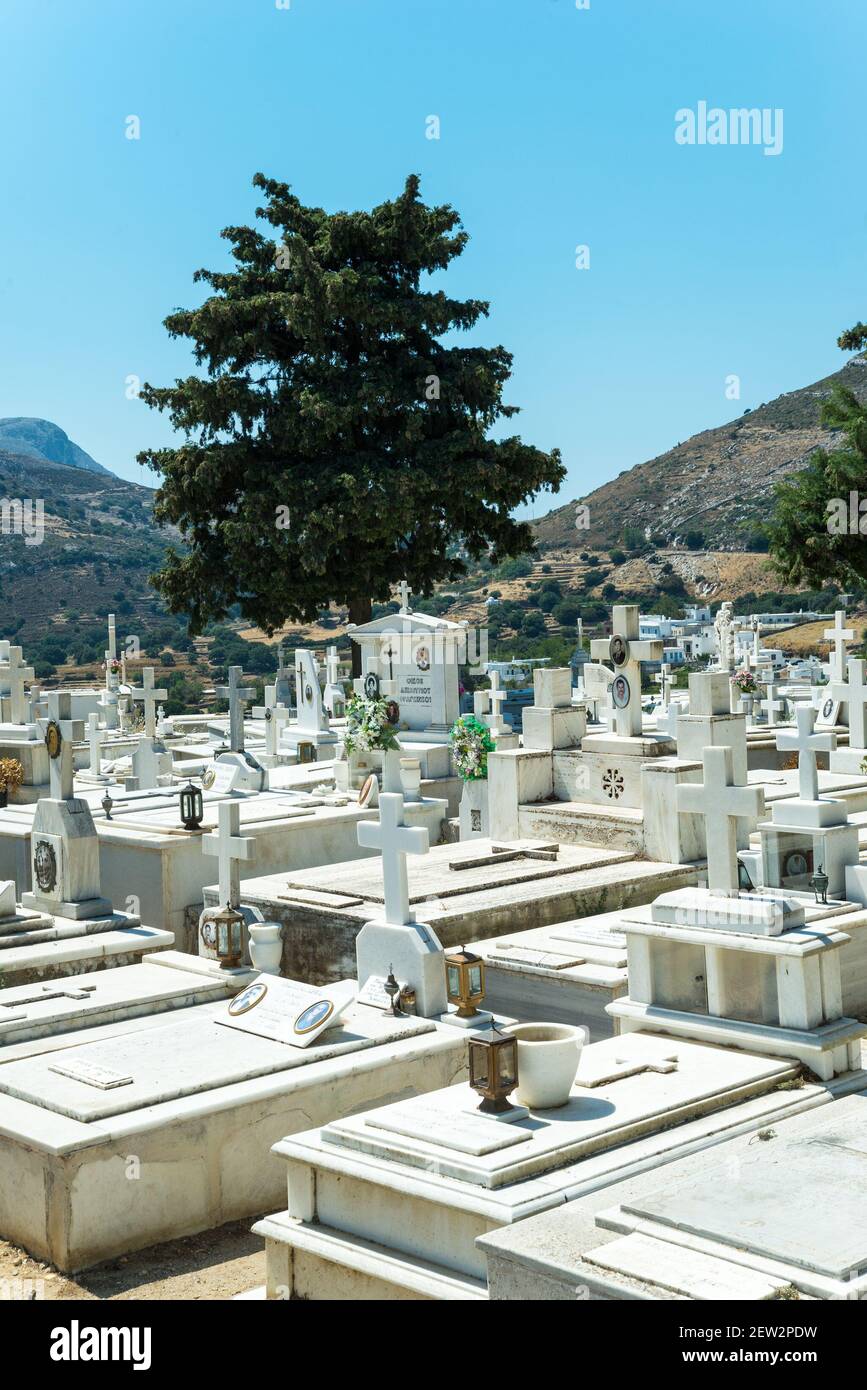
534,353,867,552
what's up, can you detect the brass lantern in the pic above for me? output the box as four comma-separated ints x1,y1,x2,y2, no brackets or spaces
809,863,830,905
297,741,316,764
468,1019,519,1115
179,781,204,830
212,904,245,969
445,946,486,1019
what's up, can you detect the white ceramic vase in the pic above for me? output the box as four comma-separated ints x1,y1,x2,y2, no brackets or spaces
399,757,422,801
248,922,283,976
505,1022,587,1109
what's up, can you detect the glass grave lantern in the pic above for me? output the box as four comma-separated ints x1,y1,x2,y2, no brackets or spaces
179,781,204,830
445,946,486,1019
212,904,245,969
468,1019,519,1115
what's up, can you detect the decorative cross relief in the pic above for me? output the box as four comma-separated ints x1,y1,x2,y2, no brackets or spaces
590,604,663,737
677,745,765,896
0,983,97,1010
357,792,429,926
129,668,168,739
776,704,836,803
824,610,854,683
215,666,256,752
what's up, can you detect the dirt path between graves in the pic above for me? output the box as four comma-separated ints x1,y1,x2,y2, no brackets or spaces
0,1218,265,1301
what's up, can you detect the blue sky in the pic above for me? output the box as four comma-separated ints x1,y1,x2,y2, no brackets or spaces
0,0,864,518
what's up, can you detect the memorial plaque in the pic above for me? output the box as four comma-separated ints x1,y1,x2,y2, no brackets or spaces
357,975,406,1010
218,975,356,1049
48,1059,134,1090
368,1104,532,1156
493,946,585,970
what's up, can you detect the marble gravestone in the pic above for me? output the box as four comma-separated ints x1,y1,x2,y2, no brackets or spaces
21,693,114,921
348,601,465,742
198,799,264,963
212,665,268,791
281,650,339,760
590,605,663,739
355,792,450,1020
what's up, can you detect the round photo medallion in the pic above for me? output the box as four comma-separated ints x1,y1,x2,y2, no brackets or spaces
294,998,334,1035
608,635,630,668
228,981,269,1016
611,674,631,710
363,673,380,700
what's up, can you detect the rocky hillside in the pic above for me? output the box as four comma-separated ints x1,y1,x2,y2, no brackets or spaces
0,418,112,476
0,449,168,645
534,354,867,552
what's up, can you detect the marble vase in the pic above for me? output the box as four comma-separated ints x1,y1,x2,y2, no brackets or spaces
506,1022,587,1109
249,922,283,976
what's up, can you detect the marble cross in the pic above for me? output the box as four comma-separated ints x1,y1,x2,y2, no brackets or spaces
677,745,765,896
590,604,663,737
398,580,411,612
326,646,340,687
107,612,117,661
3,645,34,725
129,667,167,739
41,692,81,800
86,712,104,776
824,610,854,683
1,982,98,1009
215,665,256,752
653,664,672,707
265,702,291,757
776,704,837,803
357,792,429,926
487,671,508,732
202,800,255,908
759,682,785,727
833,658,867,749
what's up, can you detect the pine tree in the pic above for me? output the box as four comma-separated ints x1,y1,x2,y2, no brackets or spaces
139,173,564,632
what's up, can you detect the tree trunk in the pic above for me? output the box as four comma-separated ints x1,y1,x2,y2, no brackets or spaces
347,595,372,678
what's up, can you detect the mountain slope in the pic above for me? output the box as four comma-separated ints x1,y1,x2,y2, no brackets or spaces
534,354,867,551
0,418,112,476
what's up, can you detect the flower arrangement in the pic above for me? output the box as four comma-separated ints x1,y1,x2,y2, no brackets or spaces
732,668,758,695
104,658,121,677
450,715,495,782
0,758,24,792
343,693,401,756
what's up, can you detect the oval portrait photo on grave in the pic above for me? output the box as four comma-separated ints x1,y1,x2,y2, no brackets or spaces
822,698,835,720
363,672,380,699
294,998,334,1035
228,981,269,1016
609,635,629,668
611,674,631,709
414,645,431,672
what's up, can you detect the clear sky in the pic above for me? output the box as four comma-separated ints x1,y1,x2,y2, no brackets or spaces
0,0,864,517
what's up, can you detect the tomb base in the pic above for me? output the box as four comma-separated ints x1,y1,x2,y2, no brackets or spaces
355,918,448,1018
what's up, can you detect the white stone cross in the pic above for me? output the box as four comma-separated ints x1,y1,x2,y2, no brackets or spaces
832,658,867,750
3,645,34,725
202,800,255,908
653,664,672,707
215,665,256,752
398,580,411,612
265,702,291,757
776,704,836,803
590,604,663,737
824,610,854,683
326,646,340,687
86,712,104,777
129,667,168,739
487,670,509,735
357,792,429,926
107,613,117,662
41,692,82,800
677,745,765,896
759,682,785,727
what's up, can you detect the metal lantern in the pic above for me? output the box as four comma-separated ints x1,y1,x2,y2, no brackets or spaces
179,781,204,830
212,904,245,969
297,741,316,764
445,946,486,1019
468,1019,519,1115
809,863,830,905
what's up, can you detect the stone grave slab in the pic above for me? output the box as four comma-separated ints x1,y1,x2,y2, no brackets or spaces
256,1032,821,1299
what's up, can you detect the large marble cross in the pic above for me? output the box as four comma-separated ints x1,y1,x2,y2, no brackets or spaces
776,704,836,803
265,702,291,757
357,792,429,926
677,746,765,896
215,666,256,752
129,667,167,739
41,692,81,800
590,604,663,737
824,610,854,683
3,645,34,725
0,982,98,1009
653,664,672,706
202,800,255,908
398,580,411,612
830,658,867,750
